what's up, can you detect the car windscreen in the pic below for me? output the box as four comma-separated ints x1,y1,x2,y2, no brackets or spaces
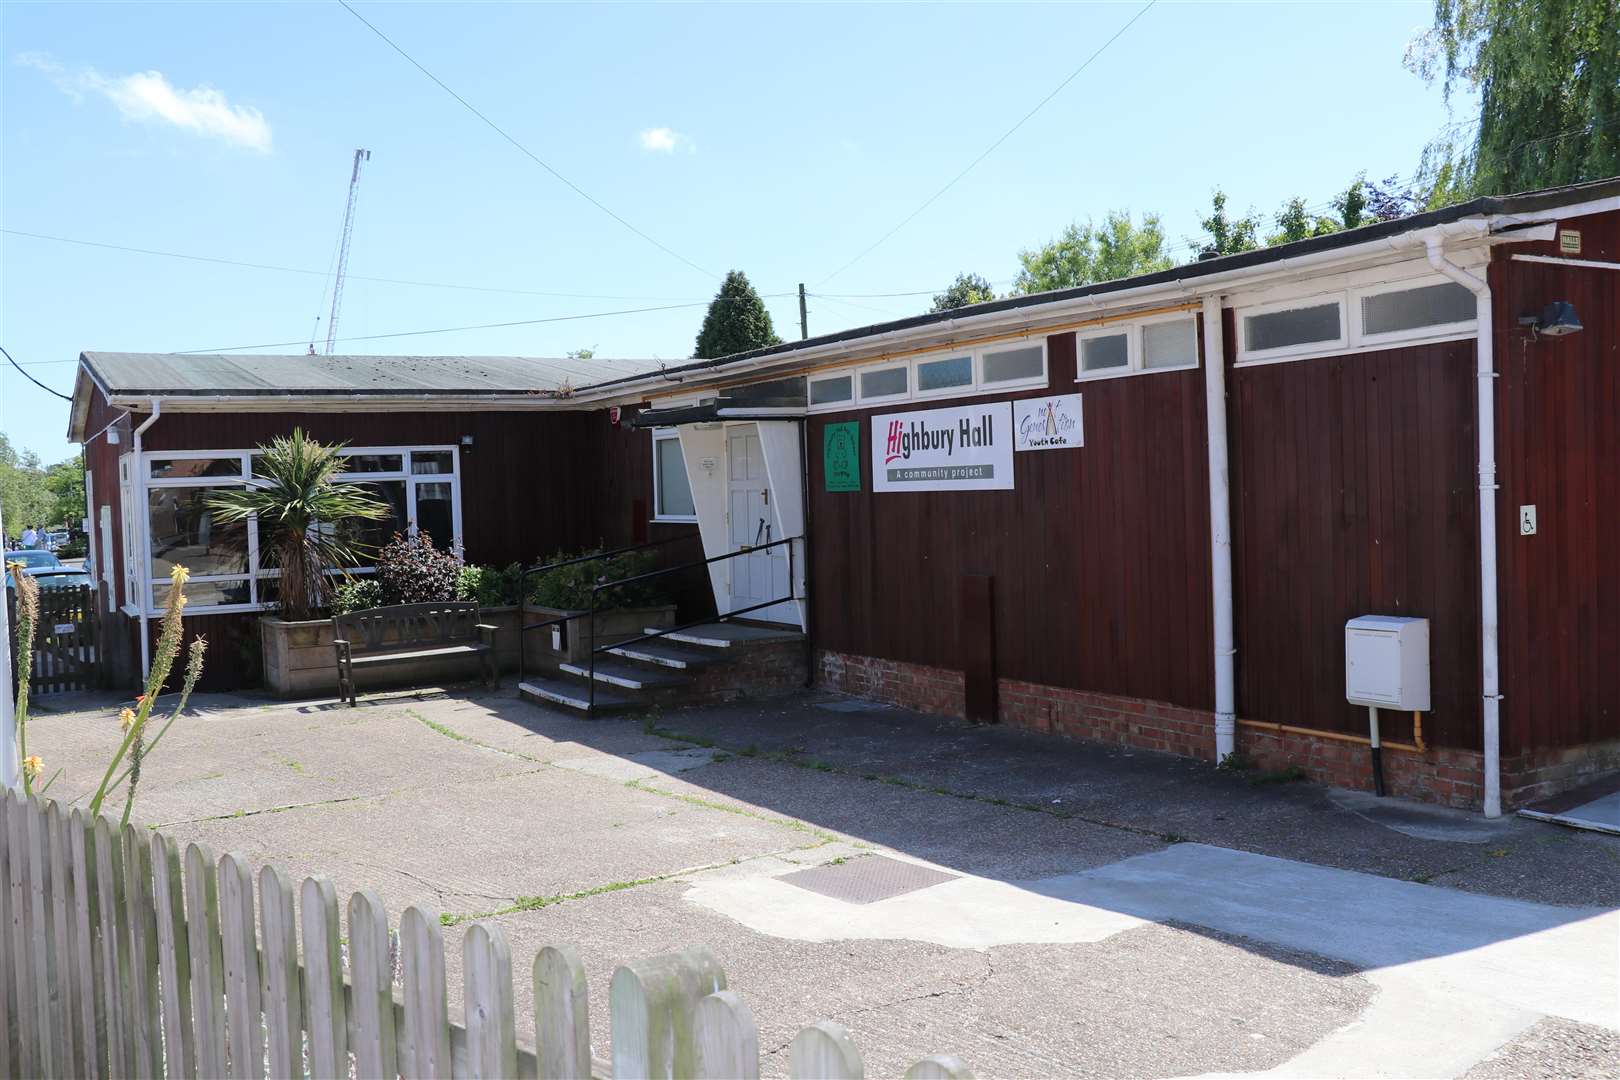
3,550,60,569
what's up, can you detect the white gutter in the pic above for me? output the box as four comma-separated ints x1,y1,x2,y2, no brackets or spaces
1424,237,1502,818
1201,295,1237,763
131,399,162,681
588,219,1504,404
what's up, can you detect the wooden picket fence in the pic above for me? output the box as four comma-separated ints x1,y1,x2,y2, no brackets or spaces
0,791,971,1079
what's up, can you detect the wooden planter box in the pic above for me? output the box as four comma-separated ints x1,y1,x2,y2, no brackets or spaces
260,605,527,698
523,603,677,666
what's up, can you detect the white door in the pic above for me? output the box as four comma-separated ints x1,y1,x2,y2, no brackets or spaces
726,426,791,622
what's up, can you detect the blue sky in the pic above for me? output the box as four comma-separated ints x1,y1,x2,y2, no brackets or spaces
2,1,1466,465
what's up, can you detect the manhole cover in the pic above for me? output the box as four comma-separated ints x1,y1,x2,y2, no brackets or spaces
779,855,959,904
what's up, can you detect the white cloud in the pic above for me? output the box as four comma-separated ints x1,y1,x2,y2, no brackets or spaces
637,126,693,154
18,53,272,152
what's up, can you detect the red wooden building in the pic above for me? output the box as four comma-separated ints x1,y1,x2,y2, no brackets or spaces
70,177,1620,815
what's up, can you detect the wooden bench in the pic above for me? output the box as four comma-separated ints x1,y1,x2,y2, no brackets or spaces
332,602,497,706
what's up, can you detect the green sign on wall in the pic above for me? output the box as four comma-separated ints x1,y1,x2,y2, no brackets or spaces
823,422,861,492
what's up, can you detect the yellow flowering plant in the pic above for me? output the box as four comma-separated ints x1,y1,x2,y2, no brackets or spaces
8,559,207,824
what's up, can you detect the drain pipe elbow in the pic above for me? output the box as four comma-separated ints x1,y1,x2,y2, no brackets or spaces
1425,238,1502,818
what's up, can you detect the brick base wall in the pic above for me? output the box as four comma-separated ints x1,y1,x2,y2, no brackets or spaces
815,649,1614,812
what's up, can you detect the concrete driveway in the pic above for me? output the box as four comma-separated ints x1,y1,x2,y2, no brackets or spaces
28,687,1620,1078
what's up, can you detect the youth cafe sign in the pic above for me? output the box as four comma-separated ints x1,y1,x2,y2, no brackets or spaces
871,395,1084,492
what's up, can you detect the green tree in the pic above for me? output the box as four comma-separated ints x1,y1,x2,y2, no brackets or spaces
0,433,52,540
1192,190,1261,258
930,272,997,312
1408,0,1620,198
1267,197,1342,246
693,271,782,359
44,454,86,529
204,430,389,621
1013,210,1172,294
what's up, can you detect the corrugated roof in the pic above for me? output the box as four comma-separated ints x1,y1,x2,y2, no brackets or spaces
81,352,671,398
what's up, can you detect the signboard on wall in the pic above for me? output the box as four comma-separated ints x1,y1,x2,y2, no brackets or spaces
823,422,861,492
871,401,1014,492
1013,393,1083,452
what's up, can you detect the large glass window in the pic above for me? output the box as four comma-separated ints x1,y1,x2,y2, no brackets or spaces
132,444,462,614
653,430,696,521
147,486,249,579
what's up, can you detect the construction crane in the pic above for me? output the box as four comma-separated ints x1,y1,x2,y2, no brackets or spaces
322,148,371,355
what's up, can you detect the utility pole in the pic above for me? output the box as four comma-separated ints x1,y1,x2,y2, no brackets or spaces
798,283,808,340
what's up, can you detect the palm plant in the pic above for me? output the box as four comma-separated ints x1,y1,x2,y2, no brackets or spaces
205,429,389,621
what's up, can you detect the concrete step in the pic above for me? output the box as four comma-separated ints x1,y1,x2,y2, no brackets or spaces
518,678,632,714
605,640,717,670
558,659,690,692
650,622,804,650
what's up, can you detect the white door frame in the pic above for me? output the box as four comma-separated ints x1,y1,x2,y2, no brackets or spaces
724,422,796,625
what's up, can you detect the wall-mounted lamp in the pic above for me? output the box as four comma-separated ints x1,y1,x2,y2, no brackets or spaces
459,434,475,450
1519,301,1583,338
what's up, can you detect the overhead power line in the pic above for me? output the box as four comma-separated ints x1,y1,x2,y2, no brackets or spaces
1,345,73,401
816,0,1158,286
1,228,715,302
336,0,716,280
171,300,721,355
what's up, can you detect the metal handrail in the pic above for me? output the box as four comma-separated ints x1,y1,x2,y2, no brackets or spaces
582,536,801,713
515,533,699,685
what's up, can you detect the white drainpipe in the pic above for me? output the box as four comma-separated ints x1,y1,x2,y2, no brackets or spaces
1425,238,1502,818
132,399,162,681
1202,295,1237,763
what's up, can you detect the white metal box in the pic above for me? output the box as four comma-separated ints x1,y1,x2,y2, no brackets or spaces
1345,616,1431,710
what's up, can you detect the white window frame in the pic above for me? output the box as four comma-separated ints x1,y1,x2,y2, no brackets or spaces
855,361,911,405
650,428,698,524
912,352,976,400
1136,311,1201,373
1348,274,1479,350
1235,292,1348,365
1075,324,1139,381
804,338,1050,413
129,444,463,616
806,372,856,413
976,340,1050,391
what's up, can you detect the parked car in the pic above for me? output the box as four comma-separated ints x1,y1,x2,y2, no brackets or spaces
25,567,94,591
4,549,63,586
44,530,71,552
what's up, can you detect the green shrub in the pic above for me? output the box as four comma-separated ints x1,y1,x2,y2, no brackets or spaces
375,532,461,605
332,578,383,615
527,547,671,610
458,562,524,607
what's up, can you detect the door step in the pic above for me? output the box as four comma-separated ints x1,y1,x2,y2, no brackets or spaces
518,678,632,714
606,640,717,670
558,660,689,692
652,623,804,649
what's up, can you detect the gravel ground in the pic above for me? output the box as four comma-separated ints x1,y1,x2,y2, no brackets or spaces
1463,1018,1620,1079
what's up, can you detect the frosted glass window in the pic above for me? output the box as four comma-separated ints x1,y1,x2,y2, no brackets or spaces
810,375,853,406
1080,333,1129,372
860,366,908,399
981,345,1045,384
654,435,695,519
1142,318,1198,369
1362,283,1475,336
917,355,972,392
1244,303,1341,352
